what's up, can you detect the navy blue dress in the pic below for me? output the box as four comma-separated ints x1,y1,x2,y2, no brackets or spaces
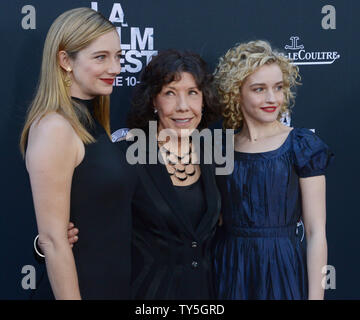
214,128,334,300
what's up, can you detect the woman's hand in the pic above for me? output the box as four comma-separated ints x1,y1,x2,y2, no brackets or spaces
67,222,79,248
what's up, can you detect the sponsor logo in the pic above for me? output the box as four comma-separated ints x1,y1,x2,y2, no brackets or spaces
283,36,340,66
91,2,158,87
279,111,291,127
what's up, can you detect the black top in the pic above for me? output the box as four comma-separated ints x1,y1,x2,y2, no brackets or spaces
33,98,136,300
174,178,207,228
130,141,221,300
70,98,136,299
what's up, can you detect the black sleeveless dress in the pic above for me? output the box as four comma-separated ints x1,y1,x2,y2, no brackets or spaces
33,98,136,299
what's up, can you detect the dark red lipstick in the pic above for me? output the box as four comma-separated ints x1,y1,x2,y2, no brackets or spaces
260,106,277,113
100,78,114,85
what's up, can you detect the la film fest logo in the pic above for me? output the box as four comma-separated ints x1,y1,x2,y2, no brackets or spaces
91,2,158,87
284,36,340,66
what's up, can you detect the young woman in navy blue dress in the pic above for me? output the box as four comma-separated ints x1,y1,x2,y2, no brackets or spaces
213,40,334,299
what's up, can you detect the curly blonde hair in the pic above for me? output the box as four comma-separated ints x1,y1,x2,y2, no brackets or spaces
214,40,301,129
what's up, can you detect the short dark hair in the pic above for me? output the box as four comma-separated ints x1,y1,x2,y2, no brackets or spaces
127,49,222,131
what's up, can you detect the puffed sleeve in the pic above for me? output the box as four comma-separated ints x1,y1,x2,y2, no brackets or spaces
293,128,334,178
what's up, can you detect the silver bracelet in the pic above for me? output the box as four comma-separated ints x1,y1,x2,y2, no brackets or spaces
33,234,45,258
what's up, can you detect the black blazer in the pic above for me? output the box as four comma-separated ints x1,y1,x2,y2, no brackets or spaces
130,140,221,300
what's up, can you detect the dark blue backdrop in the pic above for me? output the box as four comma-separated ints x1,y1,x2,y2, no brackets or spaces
1,0,359,299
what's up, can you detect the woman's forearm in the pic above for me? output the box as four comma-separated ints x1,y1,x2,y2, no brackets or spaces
39,235,81,300
306,232,327,300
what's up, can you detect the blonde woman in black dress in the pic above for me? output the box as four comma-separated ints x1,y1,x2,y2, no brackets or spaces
22,8,135,299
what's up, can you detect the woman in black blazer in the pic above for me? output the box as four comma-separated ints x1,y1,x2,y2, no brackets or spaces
126,50,222,299
65,50,223,299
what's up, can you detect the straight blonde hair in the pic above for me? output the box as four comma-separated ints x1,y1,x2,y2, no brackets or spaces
20,7,116,156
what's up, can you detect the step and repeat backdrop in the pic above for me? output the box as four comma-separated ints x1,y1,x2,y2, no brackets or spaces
1,0,359,299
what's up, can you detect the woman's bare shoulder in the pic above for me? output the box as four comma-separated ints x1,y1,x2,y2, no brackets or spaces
30,112,75,136
26,112,83,169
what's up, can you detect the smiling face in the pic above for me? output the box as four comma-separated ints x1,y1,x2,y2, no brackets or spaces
68,30,121,99
153,72,203,137
240,63,284,125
